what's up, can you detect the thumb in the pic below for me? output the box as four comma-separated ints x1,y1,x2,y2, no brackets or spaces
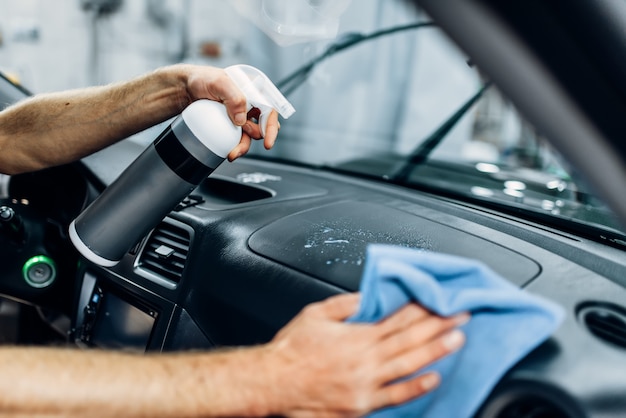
222,94,248,127
214,72,248,126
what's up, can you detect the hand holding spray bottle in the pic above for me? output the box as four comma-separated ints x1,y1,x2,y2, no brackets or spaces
69,65,295,267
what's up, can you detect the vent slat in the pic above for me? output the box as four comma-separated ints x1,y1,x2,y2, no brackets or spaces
149,233,189,250
580,304,626,350
136,221,191,285
149,232,189,248
586,315,626,345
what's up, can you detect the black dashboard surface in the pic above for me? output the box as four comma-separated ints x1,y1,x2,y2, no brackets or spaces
78,140,626,417
248,200,540,289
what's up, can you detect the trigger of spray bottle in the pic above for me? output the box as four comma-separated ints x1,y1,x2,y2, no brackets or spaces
224,64,296,137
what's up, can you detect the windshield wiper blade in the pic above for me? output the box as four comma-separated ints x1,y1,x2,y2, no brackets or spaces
276,22,437,97
389,81,492,182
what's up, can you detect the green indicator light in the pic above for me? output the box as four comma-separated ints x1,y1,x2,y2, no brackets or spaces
22,255,57,288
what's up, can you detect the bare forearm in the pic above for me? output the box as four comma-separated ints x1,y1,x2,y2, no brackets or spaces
0,296,467,417
0,65,192,175
0,345,276,417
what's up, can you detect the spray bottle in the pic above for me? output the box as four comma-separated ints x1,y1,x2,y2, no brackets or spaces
69,64,295,267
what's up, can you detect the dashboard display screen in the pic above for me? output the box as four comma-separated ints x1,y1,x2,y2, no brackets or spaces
90,291,156,351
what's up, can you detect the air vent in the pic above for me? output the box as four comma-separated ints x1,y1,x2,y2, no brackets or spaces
494,395,569,418
135,219,192,288
578,302,626,349
476,384,578,418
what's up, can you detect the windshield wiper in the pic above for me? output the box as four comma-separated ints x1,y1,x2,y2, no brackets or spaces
276,22,437,96
389,81,492,182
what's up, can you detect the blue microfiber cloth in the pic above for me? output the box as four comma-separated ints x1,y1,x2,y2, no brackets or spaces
348,244,565,418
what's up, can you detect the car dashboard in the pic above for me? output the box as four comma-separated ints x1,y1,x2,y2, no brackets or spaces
32,137,620,418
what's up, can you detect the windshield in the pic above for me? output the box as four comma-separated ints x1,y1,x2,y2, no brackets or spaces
244,20,625,241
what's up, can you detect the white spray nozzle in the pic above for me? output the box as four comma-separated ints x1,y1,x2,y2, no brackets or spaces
225,64,295,136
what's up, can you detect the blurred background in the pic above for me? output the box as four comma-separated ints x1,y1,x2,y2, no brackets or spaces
0,0,575,191
0,0,528,163
0,0,245,91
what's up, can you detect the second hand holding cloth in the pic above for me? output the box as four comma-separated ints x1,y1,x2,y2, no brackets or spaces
349,244,565,418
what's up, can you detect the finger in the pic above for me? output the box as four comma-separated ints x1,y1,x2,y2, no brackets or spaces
372,372,441,411
240,109,280,142
227,132,252,162
377,329,465,384
374,304,431,339
376,311,469,358
263,110,280,149
305,293,361,321
243,121,263,139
